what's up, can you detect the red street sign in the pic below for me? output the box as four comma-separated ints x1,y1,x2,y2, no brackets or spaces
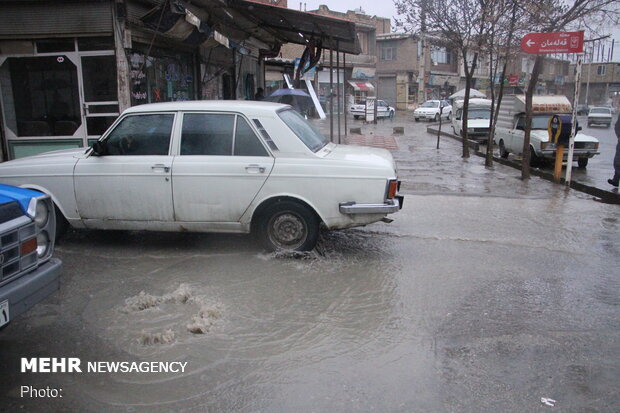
508,75,519,86
521,31,584,54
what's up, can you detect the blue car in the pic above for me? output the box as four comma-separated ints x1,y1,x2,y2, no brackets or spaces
0,185,61,329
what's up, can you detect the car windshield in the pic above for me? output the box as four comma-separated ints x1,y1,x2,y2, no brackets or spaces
420,101,439,108
468,109,491,119
278,109,330,152
517,115,555,130
590,108,611,114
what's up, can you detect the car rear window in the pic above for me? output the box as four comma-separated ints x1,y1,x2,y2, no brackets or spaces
278,109,329,152
590,108,611,114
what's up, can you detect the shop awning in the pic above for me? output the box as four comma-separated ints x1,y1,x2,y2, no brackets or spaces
139,0,361,55
348,81,375,91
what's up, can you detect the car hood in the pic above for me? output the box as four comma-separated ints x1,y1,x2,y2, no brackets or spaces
325,144,396,174
531,130,599,143
0,184,43,215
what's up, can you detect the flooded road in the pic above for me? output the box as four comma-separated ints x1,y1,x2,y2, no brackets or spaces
1,117,619,412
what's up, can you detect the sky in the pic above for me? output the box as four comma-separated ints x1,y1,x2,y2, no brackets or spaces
289,1,620,63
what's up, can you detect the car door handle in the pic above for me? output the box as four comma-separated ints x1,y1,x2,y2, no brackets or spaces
151,164,170,172
245,164,266,173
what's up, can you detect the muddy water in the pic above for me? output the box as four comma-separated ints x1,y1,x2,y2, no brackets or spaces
2,190,618,412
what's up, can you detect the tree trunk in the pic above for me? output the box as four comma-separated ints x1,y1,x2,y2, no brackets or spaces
460,49,477,159
486,47,496,167
522,55,544,180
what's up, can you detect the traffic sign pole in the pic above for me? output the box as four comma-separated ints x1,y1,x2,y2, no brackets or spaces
565,53,583,185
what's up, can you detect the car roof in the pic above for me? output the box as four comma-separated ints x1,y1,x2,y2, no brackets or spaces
123,100,289,116
590,106,611,110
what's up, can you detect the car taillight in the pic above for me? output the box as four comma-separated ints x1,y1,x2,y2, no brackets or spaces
387,180,399,199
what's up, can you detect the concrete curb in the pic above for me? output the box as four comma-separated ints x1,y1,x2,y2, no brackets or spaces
427,126,620,205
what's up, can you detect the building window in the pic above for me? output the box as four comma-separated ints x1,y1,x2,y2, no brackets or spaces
431,47,451,64
597,65,606,76
381,47,396,61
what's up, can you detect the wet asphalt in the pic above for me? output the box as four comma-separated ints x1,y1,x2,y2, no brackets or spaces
0,113,618,412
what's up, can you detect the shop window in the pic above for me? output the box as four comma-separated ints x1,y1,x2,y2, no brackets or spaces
129,46,195,105
0,56,81,136
35,39,75,53
82,55,118,102
77,37,114,51
180,113,235,156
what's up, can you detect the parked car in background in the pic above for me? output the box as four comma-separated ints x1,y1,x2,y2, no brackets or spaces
350,99,395,120
587,107,613,128
0,185,61,329
413,100,452,122
496,95,599,167
0,101,403,252
451,98,492,141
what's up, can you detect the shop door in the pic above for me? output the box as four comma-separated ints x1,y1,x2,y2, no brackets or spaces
79,53,119,141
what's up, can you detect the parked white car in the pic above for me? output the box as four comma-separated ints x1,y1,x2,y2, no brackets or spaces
451,98,492,141
0,101,403,251
350,99,395,120
587,107,613,128
413,100,452,122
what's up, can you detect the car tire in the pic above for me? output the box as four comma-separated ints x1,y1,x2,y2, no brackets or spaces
414,117,419,122
258,201,319,252
587,122,592,127
578,157,589,168
354,115,359,120
389,110,394,119
434,113,439,122
447,111,451,121
499,140,509,158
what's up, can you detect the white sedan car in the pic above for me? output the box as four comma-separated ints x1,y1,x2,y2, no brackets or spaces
0,101,403,251
350,100,395,119
413,100,452,122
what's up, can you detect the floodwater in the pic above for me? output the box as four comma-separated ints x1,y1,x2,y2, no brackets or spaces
1,116,619,412
2,192,619,412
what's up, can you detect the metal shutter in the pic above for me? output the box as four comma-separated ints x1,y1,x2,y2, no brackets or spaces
0,1,113,38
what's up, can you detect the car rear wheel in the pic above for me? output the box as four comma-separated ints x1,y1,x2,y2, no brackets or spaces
578,157,589,168
499,140,509,158
259,201,319,252
354,115,360,120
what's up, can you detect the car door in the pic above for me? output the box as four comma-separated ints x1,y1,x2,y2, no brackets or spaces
172,112,274,222
377,100,388,117
74,112,176,222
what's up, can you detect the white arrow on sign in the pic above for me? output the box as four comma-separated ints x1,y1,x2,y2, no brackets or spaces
526,39,536,47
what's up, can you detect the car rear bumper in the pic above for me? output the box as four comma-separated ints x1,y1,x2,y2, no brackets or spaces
339,196,403,214
0,258,61,324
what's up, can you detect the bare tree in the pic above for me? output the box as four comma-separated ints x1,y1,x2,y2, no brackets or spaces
485,0,524,167
395,0,494,159
518,0,619,179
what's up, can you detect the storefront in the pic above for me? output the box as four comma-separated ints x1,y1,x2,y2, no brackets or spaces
0,36,120,158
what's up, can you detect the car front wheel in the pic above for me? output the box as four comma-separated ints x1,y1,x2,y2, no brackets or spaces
259,201,319,252
434,113,439,122
578,157,589,168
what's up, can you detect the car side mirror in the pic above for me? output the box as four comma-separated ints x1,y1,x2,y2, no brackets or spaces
91,140,106,156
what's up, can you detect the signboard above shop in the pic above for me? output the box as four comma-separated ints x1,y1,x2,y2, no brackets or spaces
521,31,584,54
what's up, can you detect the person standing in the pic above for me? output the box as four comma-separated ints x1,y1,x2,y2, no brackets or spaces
609,115,620,187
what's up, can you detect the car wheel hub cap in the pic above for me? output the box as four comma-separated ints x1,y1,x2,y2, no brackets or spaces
270,213,306,247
